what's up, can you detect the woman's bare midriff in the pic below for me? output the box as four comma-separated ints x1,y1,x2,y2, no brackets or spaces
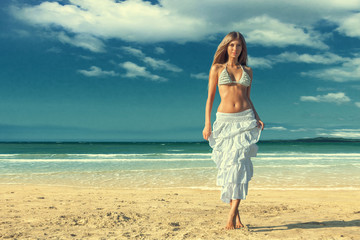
217,84,251,113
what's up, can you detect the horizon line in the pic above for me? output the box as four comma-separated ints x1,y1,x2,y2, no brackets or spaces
0,137,360,144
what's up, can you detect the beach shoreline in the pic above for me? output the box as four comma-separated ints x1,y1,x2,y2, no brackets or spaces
1,184,359,239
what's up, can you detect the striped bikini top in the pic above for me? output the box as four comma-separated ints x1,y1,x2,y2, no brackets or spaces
218,64,251,87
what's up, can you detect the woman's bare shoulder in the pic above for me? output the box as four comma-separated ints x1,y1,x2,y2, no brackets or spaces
243,65,252,72
243,65,253,78
211,63,225,70
211,63,225,74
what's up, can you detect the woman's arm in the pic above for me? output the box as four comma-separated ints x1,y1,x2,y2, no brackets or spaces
203,65,218,140
246,67,265,130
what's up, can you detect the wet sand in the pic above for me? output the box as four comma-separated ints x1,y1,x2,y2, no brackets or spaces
1,184,359,239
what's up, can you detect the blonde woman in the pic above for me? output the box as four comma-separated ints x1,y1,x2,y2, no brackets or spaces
203,31,264,230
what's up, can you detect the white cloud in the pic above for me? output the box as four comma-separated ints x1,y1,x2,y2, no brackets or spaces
162,0,360,26
57,32,105,52
316,87,336,92
290,128,308,132
78,66,118,77
143,57,182,72
300,92,351,104
275,52,346,64
355,102,360,108
120,61,167,82
267,126,287,131
10,0,336,49
121,46,182,72
351,85,360,90
190,73,208,80
11,0,209,45
46,47,62,53
237,15,328,49
248,56,272,69
13,29,30,38
318,129,360,139
121,46,145,58
336,12,360,38
302,57,360,82
79,55,94,60
155,47,165,54
249,51,347,69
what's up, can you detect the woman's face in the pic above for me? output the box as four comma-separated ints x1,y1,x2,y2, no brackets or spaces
227,39,242,59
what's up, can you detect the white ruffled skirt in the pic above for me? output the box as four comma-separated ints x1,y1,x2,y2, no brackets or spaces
208,109,261,203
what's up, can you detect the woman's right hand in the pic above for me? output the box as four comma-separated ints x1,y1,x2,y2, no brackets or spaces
202,125,212,141
257,119,265,130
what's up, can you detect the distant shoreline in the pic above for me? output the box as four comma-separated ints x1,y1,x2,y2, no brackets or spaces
1,137,360,143
260,137,360,143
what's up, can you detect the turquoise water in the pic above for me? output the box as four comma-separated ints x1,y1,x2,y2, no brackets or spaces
0,141,359,190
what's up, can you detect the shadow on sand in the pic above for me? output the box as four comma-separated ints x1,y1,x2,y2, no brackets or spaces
249,219,360,233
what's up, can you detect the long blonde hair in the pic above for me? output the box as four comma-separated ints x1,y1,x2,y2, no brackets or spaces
212,32,248,66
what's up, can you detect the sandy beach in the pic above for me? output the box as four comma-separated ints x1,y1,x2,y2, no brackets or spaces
1,184,359,239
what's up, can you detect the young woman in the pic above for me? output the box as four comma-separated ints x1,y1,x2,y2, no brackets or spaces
202,31,264,230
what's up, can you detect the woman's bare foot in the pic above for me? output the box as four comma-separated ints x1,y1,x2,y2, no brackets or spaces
225,199,240,230
235,209,244,228
225,211,236,229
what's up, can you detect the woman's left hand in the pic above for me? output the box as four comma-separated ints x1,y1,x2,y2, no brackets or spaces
257,120,265,130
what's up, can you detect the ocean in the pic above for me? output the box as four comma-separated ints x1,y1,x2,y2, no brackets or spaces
1,141,359,190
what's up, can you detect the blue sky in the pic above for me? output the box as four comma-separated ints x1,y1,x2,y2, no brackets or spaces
1,0,360,141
